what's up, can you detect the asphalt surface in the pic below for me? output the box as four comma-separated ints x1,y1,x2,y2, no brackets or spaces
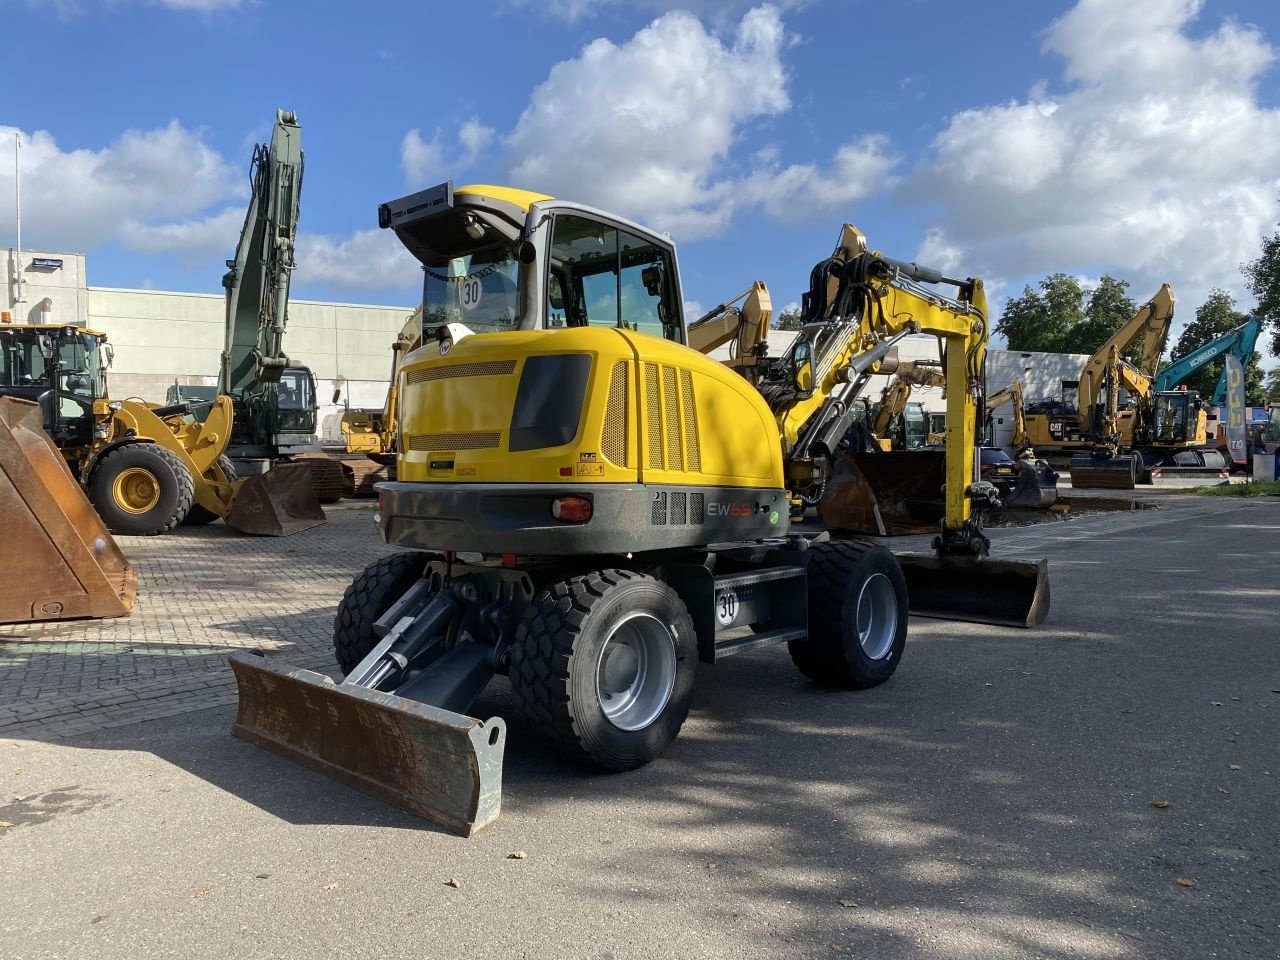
2,494,1278,960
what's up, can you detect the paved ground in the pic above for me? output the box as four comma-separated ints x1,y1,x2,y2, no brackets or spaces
1,494,1278,959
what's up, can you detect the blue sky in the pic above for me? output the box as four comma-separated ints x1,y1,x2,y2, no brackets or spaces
4,0,1280,356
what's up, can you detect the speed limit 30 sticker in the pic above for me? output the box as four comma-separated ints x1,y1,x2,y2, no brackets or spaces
461,277,482,310
715,589,739,626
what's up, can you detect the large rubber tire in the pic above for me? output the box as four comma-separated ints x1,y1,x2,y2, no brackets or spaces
182,455,236,526
89,443,194,536
332,551,439,675
788,540,907,689
510,569,697,771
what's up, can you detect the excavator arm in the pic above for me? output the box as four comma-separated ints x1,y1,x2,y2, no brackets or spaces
985,380,1031,450
1079,284,1175,434
220,110,304,394
685,282,773,376
1153,316,1262,405
872,362,945,441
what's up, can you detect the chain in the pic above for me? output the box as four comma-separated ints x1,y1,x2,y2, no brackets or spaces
423,262,503,284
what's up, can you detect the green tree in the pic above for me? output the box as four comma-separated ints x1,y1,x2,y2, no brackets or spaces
995,273,1082,351
995,273,1144,358
1264,367,1280,401
1243,229,1280,356
773,307,803,331
1069,276,1140,359
1167,289,1265,403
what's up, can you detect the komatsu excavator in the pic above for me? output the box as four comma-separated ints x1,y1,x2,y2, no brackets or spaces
230,183,1050,835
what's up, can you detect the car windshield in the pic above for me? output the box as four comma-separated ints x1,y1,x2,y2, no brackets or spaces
422,245,522,336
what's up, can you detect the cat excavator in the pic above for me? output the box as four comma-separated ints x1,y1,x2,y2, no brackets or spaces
229,183,1050,835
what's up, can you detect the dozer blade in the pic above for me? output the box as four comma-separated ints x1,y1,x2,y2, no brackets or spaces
0,397,137,624
819,451,946,535
229,651,504,836
896,554,1050,628
226,464,326,536
1069,452,1137,490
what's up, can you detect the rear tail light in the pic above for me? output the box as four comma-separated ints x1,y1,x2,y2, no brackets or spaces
551,495,592,524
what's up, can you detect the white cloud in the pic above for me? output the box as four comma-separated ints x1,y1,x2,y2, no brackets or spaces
508,0,810,24
118,206,244,254
743,134,898,223
910,0,1280,323
400,130,447,186
1,121,242,252
400,117,497,186
294,228,420,293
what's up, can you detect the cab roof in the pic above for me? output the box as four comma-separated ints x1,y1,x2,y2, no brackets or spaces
0,324,108,338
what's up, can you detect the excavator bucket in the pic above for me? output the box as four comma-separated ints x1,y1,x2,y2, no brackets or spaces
226,464,327,536
0,397,137,624
1069,451,1138,490
819,451,946,535
229,651,505,836
896,554,1050,628
819,450,1050,628
1003,459,1059,509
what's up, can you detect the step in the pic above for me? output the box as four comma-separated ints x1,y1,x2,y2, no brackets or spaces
714,626,806,660
712,565,805,591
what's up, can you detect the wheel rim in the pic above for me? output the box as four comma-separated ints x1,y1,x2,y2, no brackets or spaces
112,467,161,515
856,573,898,660
595,612,678,731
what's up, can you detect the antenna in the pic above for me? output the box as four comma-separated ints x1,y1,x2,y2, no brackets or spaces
13,132,23,307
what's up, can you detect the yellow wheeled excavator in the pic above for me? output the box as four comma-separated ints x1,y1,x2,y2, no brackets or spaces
230,183,1050,835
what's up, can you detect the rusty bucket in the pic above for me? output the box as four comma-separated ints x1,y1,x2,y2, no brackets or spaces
0,397,137,624
226,464,327,536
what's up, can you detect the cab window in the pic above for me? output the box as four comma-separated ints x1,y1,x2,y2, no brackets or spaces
547,214,681,342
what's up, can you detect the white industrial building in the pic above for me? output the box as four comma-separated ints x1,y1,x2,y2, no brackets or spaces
5,248,414,444
6,247,1092,452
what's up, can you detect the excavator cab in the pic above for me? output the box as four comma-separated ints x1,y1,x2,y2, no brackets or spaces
1151,390,1199,445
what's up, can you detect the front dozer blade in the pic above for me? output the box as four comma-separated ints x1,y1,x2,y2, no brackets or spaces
1069,451,1137,490
229,651,505,836
819,451,946,535
226,464,326,536
0,397,137,624
896,554,1050,628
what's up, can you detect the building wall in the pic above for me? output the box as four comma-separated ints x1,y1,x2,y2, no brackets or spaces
3,249,89,327
985,349,1091,448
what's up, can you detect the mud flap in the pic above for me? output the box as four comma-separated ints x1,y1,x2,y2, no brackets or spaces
229,651,505,836
818,451,946,535
0,397,137,624
226,464,326,536
896,554,1050,628
1069,452,1138,490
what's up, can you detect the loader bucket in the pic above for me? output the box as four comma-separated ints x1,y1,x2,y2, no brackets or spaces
896,553,1050,628
229,651,505,836
1069,451,1137,490
226,464,326,536
0,397,137,624
819,451,946,535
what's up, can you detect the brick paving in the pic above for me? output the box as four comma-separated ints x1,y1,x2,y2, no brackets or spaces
0,505,397,740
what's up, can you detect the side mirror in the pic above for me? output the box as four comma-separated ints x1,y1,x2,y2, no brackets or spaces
38,334,54,360
331,387,343,405
793,342,814,393
548,275,566,311
641,266,663,297
103,344,114,367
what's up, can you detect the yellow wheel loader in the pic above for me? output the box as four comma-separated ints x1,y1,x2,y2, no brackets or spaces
0,322,323,538
231,183,1050,835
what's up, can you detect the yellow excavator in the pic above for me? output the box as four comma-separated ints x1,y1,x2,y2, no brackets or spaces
1020,285,1199,487
230,183,1050,835
869,361,945,450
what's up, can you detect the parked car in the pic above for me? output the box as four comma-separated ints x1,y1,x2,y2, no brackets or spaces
979,446,1020,496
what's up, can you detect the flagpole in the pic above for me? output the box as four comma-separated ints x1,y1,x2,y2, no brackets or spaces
13,132,23,307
